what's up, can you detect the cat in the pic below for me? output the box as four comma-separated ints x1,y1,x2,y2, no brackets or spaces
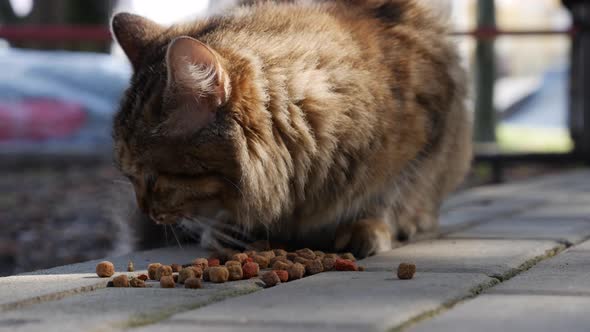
111,0,472,258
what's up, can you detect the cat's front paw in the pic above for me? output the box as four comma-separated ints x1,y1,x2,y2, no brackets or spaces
334,219,392,258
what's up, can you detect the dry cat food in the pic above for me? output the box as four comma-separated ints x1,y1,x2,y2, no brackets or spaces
208,258,221,267
209,266,230,283
261,271,281,287
287,262,305,280
156,265,173,281
242,262,260,279
192,258,209,270
340,253,356,261
227,264,244,281
137,274,149,281
296,248,316,260
273,270,289,282
304,259,324,275
127,261,134,272
171,263,182,272
178,267,196,284
184,277,202,289
129,277,146,288
232,253,249,264
272,260,291,271
321,257,336,271
334,258,358,271
225,260,242,268
95,261,115,278
273,249,287,257
160,275,175,288
112,274,129,287
147,263,162,280
252,255,270,269
397,263,416,280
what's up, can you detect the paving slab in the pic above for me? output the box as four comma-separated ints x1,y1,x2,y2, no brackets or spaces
0,279,261,332
447,218,590,244
407,239,590,332
0,245,208,311
515,203,590,222
407,294,590,332
137,271,494,332
487,239,590,296
360,238,562,276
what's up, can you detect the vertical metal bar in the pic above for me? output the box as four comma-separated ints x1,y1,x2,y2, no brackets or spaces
474,0,497,143
564,0,590,163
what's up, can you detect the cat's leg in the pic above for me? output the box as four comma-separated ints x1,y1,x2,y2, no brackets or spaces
334,217,393,258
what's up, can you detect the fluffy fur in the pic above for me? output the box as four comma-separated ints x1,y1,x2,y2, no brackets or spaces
111,0,472,257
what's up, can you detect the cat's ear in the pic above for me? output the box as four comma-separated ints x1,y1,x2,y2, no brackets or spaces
162,36,230,137
111,13,162,69
165,36,229,107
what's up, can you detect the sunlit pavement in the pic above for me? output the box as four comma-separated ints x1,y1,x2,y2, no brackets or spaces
1,169,589,332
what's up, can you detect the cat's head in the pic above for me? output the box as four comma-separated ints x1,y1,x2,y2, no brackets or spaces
111,13,248,229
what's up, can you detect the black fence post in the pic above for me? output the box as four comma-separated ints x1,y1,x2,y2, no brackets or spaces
564,0,590,163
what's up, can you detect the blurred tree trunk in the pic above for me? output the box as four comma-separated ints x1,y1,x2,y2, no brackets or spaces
1,0,116,52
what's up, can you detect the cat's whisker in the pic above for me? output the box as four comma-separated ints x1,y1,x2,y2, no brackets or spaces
170,225,183,250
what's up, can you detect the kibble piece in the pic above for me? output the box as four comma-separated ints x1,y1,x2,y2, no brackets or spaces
207,258,220,267
210,249,236,264
273,270,289,282
191,266,203,279
209,266,230,283
272,260,291,271
192,258,209,270
242,262,260,279
225,260,242,268
227,264,244,281
160,275,175,288
137,274,148,281
270,255,289,266
305,259,324,275
129,277,146,288
244,250,257,258
171,263,182,272
273,249,288,257
178,267,195,284
203,268,210,282
112,275,129,287
287,262,305,280
397,263,416,280
96,261,115,278
296,248,316,260
340,252,356,261
156,265,173,281
252,255,270,269
324,253,339,259
127,261,135,272
231,253,249,264
261,271,281,287
184,277,202,289
358,266,366,271
286,252,299,261
258,250,276,259
334,259,358,271
313,250,326,258
173,274,179,283
322,257,336,271
147,263,162,280
294,256,310,265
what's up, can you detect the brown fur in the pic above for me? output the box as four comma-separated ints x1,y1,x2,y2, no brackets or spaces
111,0,472,257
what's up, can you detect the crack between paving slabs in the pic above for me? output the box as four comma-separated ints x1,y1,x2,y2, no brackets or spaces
108,284,262,331
387,241,572,332
0,280,110,312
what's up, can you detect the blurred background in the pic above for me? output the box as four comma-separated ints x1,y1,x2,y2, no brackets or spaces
0,0,588,276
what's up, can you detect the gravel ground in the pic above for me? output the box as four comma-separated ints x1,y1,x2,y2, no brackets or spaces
0,159,578,277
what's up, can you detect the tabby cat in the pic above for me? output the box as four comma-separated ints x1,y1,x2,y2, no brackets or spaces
111,0,472,258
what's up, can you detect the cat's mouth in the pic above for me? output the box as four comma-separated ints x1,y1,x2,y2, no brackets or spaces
149,211,182,225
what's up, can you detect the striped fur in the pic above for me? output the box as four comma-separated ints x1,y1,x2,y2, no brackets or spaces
111,0,472,257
